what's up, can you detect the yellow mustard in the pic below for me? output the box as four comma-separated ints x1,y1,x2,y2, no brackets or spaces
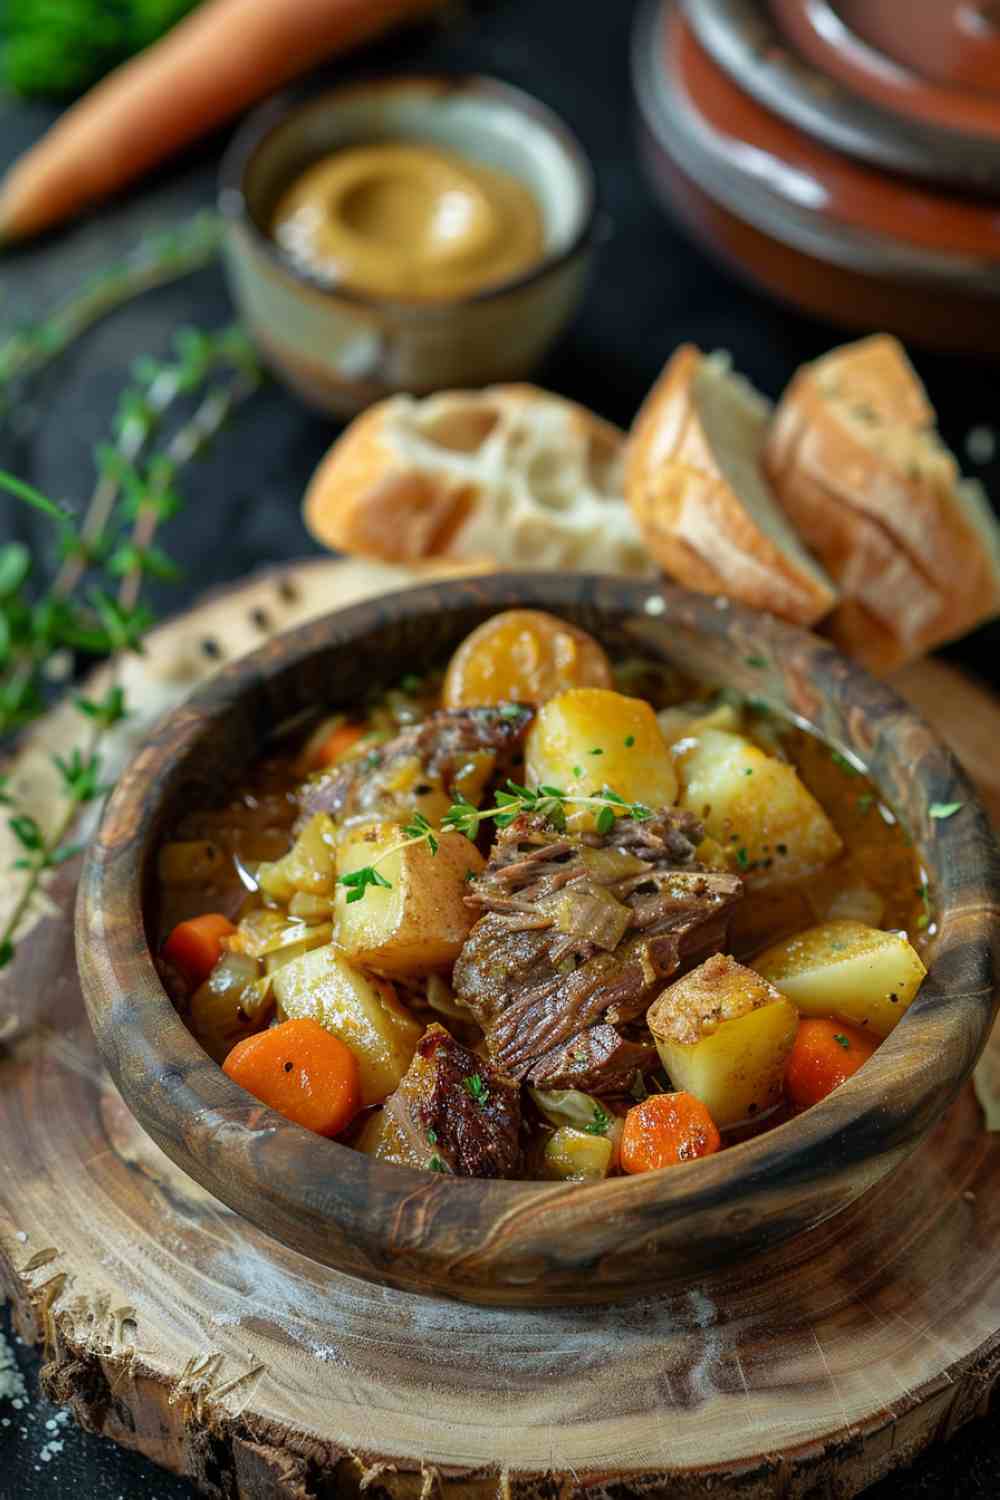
271,143,545,300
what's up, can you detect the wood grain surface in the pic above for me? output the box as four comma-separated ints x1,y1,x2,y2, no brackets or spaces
2,559,1000,1497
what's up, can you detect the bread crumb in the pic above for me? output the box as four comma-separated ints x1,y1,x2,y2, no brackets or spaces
963,1189,977,1203
965,426,996,465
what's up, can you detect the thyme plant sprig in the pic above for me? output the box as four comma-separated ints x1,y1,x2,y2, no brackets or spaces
0,322,263,968
0,212,224,410
340,781,654,903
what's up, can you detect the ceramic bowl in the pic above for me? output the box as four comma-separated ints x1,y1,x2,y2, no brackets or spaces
633,1,1000,352
77,574,1000,1306
219,75,596,416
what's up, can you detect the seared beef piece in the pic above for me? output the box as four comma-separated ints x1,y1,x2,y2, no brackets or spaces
453,810,742,1090
383,1024,522,1178
299,704,533,826
528,1025,658,1094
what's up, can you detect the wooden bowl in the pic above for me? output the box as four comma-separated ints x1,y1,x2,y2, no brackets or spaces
76,574,1000,1306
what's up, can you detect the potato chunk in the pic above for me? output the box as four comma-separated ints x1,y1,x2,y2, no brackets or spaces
336,822,484,975
541,1126,615,1182
525,687,678,818
754,920,926,1037
256,813,337,902
271,945,422,1105
443,609,613,707
648,954,798,1129
674,728,841,887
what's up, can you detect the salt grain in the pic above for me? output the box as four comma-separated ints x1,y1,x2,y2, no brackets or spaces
965,425,996,465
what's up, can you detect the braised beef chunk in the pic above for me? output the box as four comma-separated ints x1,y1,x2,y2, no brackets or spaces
383,1024,522,1178
452,810,742,1090
299,704,533,826
528,1025,658,1094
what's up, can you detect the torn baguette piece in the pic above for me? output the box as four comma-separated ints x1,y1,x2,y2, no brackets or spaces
765,334,1000,673
303,384,654,576
624,345,837,626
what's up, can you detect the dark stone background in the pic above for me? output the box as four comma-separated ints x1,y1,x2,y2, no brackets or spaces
1,1,998,1495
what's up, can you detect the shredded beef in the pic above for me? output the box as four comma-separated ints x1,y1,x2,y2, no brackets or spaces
382,1024,522,1178
299,705,533,826
452,810,742,1091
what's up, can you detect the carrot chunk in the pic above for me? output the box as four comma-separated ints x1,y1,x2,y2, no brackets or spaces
309,721,365,769
620,1091,721,1174
222,1018,361,1137
162,913,236,988
785,1018,878,1111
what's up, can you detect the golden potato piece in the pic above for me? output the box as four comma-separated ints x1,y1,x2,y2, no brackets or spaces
256,812,337,901
648,953,798,1129
754,919,926,1037
525,687,678,820
271,945,422,1106
336,822,484,975
541,1126,614,1182
443,609,612,708
675,728,841,887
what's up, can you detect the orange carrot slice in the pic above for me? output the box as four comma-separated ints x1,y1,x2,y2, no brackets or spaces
162,913,235,989
784,1018,878,1111
223,1018,361,1137
620,1091,721,1174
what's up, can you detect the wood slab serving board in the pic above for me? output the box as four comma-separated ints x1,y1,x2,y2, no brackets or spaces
1,559,999,1500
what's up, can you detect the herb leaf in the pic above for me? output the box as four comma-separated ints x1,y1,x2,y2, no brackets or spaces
583,1104,611,1136
929,802,963,820
462,1073,490,1107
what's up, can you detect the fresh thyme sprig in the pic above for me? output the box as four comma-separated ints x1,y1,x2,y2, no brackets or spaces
0,323,263,968
0,213,224,412
339,780,654,903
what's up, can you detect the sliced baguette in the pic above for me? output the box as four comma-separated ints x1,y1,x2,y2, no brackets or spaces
765,335,1000,672
624,345,837,626
303,384,654,576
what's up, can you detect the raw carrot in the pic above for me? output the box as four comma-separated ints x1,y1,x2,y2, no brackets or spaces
784,1019,878,1111
0,0,442,242
162,912,235,989
620,1091,721,1174
309,721,365,770
223,1018,361,1137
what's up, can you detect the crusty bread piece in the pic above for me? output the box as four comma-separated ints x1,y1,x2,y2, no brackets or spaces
765,334,1000,673
624,345,837,626
303,384,655,576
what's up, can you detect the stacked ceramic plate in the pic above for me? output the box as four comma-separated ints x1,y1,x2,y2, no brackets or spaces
633,0,1000,350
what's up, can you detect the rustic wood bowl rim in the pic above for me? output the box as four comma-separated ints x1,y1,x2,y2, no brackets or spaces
76,573,1000,1301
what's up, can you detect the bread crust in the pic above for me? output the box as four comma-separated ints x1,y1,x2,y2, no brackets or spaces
303,384,651,575
625,345,837,626
765,335,1000,669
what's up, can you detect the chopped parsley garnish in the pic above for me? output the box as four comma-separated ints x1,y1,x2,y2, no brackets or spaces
427,1129,438,1145
624,735,635,748
499,703,526,721
573,765,584,778
929,802,963,820
589,747,603,756
745,654,768,669
429,1155,447,1173
744,767,753,776
831,750,861,776
735,847,749,870
583,1104,611,1136
462,1073,489,1106
833,1033,850,1050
